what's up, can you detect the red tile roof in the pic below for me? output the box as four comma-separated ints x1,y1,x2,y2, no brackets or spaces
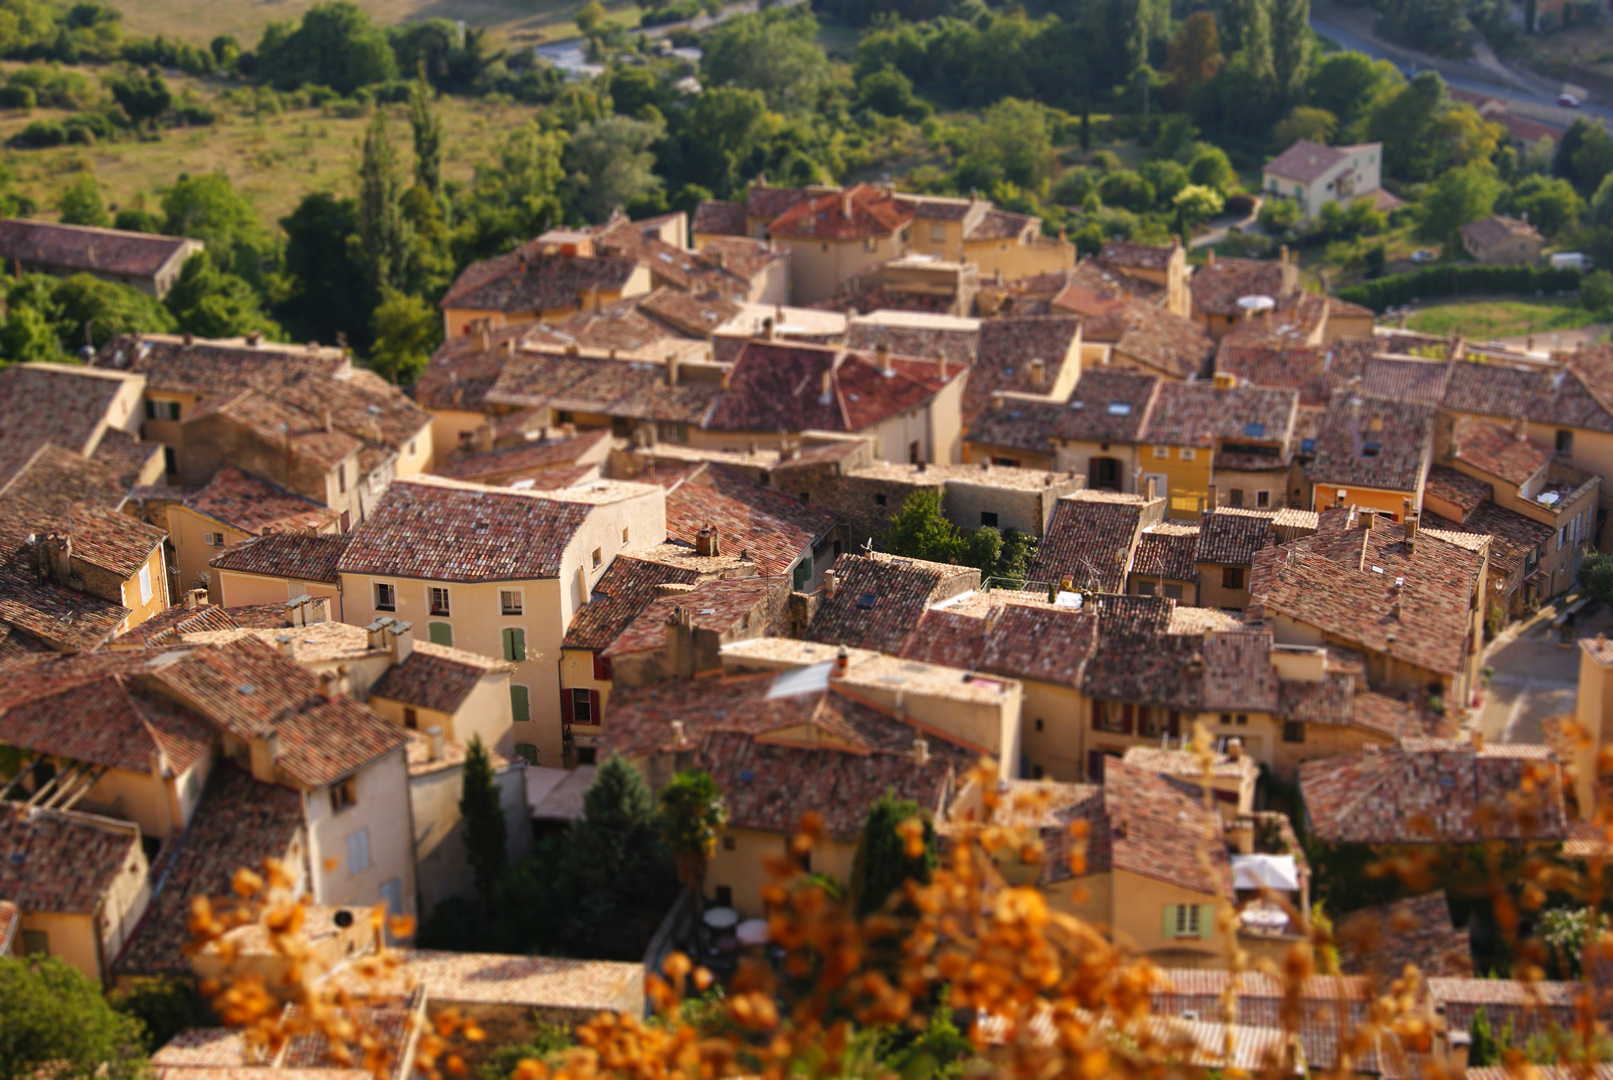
338,478,591,583
483,351,723,426
1190,257,1299,318
563,555,703,652
113,763,303,976
0,363,135,488
1359,357,1449,405
1306,391,1433,493
440,247,641,313
1051,368,1160,445
0,806,141,915
1336,891,1472,981
416,324,527,412
1423,465,1492,519
1422,501,1553,579
767,184,914,241
1104,304,1217,379
1099,239,1177,272
1142,382,1297,449
898,609,989,670
690,200,747,237
604,575,777,656
660,463,836,577
977,603,1097,686
966,207,1035,241
0,219,196,278
1428,977,1582,1044
705,340,964,436
1264,140,1348,183
962,316,1083,425
1194,509,1277,566
369,641,509,714
210,530,349,584
1300,740,1566,844
1103,757,1233,898
1451,416,1553,486
0,663,214,774
1131,523,1200,581
432,430,610,484
806,552,977,656
1249,519,1484,677
185,467,337,536
1027,493,1146,592
1442,356,1613,434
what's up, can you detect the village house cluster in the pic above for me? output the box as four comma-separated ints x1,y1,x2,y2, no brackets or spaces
1,186,1611,1075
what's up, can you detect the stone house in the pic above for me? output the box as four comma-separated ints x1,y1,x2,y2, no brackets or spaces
0,219,202,297
168,466,339,597
439,230,653,338
1460,215,1545,265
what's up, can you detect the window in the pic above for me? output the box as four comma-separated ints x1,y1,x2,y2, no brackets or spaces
714,886,733,907
864,236,878,253
1153,446,1169,459
374,583,396,612
592,547,603,568
429,587,451,616
379,878,404,917
138,564,153,604
1256,490,1271,509
875,494,887,507
1034,718,1044,732
980,511,999,528
1140,708,1173,738
338,465,346,494
930,223,946,243
993,456,1020,467
20,930,48,956
1164,904,1212,940
330,777,357,813
1164,584,1184,601
346,828,371,875
515,742,538,764
145,399,180,421
566,687,599,724
1222,567,1245,589
1558,430,1574,454
622,527,630,544
428,622,453,646
163,446,178,475
722,835,737,851
793,560,811,589
1236,713,1248,725
203,531,225,547
511,685,530,724
403,708,418,730
501,627,526,662
1093,701,1131,734
1179,448,1196,461
1283,720,1305,743
500,589,523,616
1220,713,1233,725
1137,581,1156,596
1226,488,1244,509
593,652,613,681
658,422,689,443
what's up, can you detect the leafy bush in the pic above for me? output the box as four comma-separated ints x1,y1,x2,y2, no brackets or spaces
0,84,34,108
1258,196,1301,235
11,119,65,146
1338,264,1583,311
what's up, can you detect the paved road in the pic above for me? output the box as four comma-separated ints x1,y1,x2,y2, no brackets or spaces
1312,13,1613,126
536,0,806,71
1472,604,1606,744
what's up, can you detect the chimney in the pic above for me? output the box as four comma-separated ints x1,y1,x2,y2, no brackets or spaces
1391,599,1402,620
246,331,262,347
1360,508,1377,531
936,352,947,380
150,748,170,780
992,393,1005,412
1205,485,1218,512
1206,250,1216,268
250,730,280,783
834,645,850,677
1405,513,1419,544
1350,396,1364,458
1029,358,1046,386
821,368,833,400
671,720,687,748
841,191,853,220
1514,414,1529,441
1213,371,1237,389
304,596,330,625
387,619,415,665
1227,737,1244,760
876,340,893,375
183,589,200,610
666,353,680,387
913,736,930,767
666,604,695,678
503,336,516,357
323,410,333,434
275,632,295,657
824,569,838,598
695,526,721,558
426,725,444,762
1280,245,1289,266
762,316,775,340
1145,477,1157,500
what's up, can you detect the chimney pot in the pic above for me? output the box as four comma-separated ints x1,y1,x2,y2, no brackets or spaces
695,526,721,558
824,569,838,598
1205,484,1218,512
876,340,892,374
1227,737,1244,761
913,736,929,767
834,645,849,676
1361,509,1377,531
1029,357,1046,386
426,724,444,762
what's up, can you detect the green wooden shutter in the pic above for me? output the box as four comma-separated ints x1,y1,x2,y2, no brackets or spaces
429,622,453,646
502,627,525,662
1162,905,1177,940
510,684,529,723
1198,904,1216,940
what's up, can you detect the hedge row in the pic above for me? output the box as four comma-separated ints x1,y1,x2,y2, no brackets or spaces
1337,264,1582,312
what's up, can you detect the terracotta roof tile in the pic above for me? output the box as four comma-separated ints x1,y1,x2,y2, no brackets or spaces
1027,493,1145,592
1194,509,1277,566
1189,257,1299,318
806,552,977,655
90,430,161,489
0,806,140,915
768,184,915,241
691,200,747,237
338,478,591,582
1132,523,1200,581
1144,382,1296,450
1337,891,1472,982
1422,502,1553,579
1307,391,1433,493
194,390,361,470
1427,977,1581,1043
483,351,721,426
963,398,1064,455
1423,465,1492,518
0,363,136,488
966,208,1035,241
1104,758,1232,898
1300,741,1567,844
440,248,641,313
211,531,350,584
1461,214,1543,248
0,219,195,277
1201,629,1278,712
564,555,703,651
0,662,213,774
1050,368,1159,444
327,948,643,1011
1215,342,1369,409
185,467,337,536
369,640,510,714
898,609,989,670
977,603,1097,685
432,429,610,484
416,325,526,411
1442,357,1613,434
1264,139,1349,183
960,316,1082,425
659,463,835,577
1451,416,1553,486
1360,357,1449,405
603,575,776,656
1099,239,1177,272
844,322,980,367
114,763,303,976
1105,304,1217,379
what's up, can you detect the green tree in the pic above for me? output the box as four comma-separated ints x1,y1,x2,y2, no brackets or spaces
1173,183,1225,228
1097,169,1155,212
574,0,607,36
1419,162,1502,242
1187,146,1234,194
1584,270,1613,314
1578,550,1613,607
57,172,108,227
111,977,204,1054
161,172,275,284
1163,12,1222,101
1505,174,1583,237
358,107,413,294
855,66,929,120
408,76,444,198
1305,52,1402,137
368,290,438,385
108,66,169,129
453,122,567,263
1139,159,1189,207
1375,0,1475,58
701,8,831,114
459,735,507,913
255,1,397,95
882,489,964,564
164,251,281,340
849,789,937,918
54,272,175,350
564,115,665,224
1368,71,1448,182
955,98,1055,193
658,769,729,896
278,191,374,349
1271,105,1336,149
1258,196,1300,234
0,956,148,1080
1470,1006,1499,1068
1571,126,1613,198
1270,0,1311,107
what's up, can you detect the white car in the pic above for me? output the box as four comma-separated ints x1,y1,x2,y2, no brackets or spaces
1560,93,1582,108
1410,249,1435,263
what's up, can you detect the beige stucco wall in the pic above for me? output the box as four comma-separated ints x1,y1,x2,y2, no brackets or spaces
74,758,207,845
409,758,529,915
1271,716,1389,786
425,408,488,468
370,668,515,757
1054,439,1141,493
1018,681,1087,781
964,236,1076,284
212,568,343,620
1141,446,1214,520
117,545,171,628
1309,483,1418,520
1576,643,1613,815
1110,869,1223,960
962,440,1057,472
19,912,101,981
15,831,149,984
304,747,417,919
781,232,905,305
706,827,856,918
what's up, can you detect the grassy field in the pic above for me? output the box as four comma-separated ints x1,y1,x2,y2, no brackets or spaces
1404,298,1602,341
103,0,643,51
0,72,541,229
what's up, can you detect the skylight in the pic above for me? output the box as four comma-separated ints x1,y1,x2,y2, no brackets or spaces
1244,423,1266,438
856,592,878,609
1107,402,1133,416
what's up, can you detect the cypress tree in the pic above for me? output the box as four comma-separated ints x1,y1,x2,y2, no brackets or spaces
459,736,507,912
850,789,937,918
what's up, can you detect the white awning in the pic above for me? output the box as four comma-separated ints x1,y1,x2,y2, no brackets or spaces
1231,854,1299,892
